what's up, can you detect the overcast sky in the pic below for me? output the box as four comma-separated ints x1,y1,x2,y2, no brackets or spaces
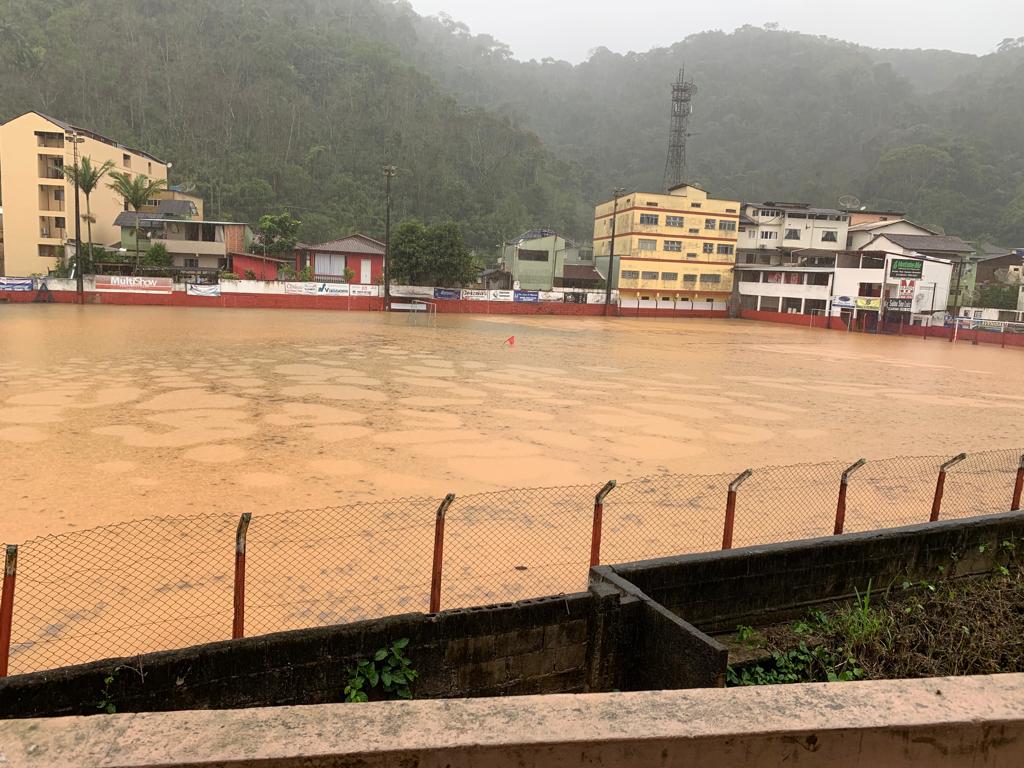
406,0,1022,63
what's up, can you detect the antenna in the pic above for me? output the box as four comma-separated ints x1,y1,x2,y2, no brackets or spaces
838,194,861,210
663,68,698,191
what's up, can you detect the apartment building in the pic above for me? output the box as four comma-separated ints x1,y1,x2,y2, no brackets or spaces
0,111,169,276
593,184,741,304
738,202,850,260
115,205,252,272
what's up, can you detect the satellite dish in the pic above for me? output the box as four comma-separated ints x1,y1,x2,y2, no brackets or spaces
838,195,861,210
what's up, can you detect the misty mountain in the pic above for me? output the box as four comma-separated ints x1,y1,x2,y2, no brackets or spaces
1,0,1022,249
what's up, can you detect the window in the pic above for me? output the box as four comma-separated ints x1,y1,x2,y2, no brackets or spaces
759,208,783,218
641,271,659,280
122,153,131,168
761,231,778,240
719,220,737,232
700,274,722,284
662,272,678,281
639,213,659,225
518,251,549,262
664,240,682,252
691,202,702,208
147,162,152,175
686,252,698,259
646,201,659,207
821,230,838,242
53,189,64,201
666,215,684,227
146,198,160,207
702,243,714,254
717,244,734,256
726,208,737,214
785,228,801,240
683,274,698,283
218,257,229,271
638,239,657,251
689,228,700,234
621,270,640,280
704,219,717,230
184,257,200,268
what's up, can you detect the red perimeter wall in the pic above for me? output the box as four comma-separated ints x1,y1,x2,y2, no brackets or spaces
2,290,726,319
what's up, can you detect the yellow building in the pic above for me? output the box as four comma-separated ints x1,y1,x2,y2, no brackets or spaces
594,184,741,304
0,111,180,277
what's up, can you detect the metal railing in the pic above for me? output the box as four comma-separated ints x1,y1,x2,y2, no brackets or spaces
1,448,1022,676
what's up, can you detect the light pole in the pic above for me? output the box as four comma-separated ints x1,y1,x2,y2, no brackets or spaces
604,187,626,316
383,165,397,312
66,131,85,303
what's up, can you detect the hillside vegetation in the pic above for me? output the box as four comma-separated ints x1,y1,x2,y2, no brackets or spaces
2,0,1022,248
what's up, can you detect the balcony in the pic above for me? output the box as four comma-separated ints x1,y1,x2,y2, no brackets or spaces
37,155,65,179
151,237,228,257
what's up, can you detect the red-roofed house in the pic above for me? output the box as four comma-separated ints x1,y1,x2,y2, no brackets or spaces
301,234,385,285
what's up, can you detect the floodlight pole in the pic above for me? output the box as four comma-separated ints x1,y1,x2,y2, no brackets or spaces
383,165,397,312
604,188,626,316
67,131,85,303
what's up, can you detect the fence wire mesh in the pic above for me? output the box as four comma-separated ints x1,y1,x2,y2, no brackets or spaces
441,485,596,608
3,448,1022,676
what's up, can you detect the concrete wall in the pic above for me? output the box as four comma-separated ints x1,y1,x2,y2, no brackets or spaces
3,676,1023,767
612,511,1024,633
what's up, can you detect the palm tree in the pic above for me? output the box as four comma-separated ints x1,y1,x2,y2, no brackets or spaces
107,172,168,271
61,156,114,271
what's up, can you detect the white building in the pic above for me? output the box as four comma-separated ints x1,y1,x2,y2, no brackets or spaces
736,249,954,328
738,202,850,258
846,219,937,250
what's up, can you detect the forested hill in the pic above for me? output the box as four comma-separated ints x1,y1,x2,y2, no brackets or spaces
2,1,1023,250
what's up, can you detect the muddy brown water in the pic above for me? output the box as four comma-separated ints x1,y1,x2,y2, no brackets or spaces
2,305,1024,672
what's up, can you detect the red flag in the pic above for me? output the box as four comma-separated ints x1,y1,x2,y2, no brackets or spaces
504,336,516,346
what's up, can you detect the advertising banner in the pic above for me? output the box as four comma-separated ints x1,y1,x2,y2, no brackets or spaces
95,275,173,294
433,288,462,301
890,258,924,280
490,290,514,302
855,297,881,310
317,283,350,296
186,284,222,297
912,284,935,314
349,285,379,297
284,282,318,295
514,290,540,303
462,289,489,301
392,285,434,298
587,293,608,305
562,292,587,304
885,298,912,312
0,277,34,291
538,291,563,302
896,279,916,299
831,295,855,308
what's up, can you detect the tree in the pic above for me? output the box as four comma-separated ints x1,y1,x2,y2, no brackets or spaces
61,155,114,271
389,219,479,286
143,242,171,267
250,212,301,256
106,172,168,271
971,282,1021,310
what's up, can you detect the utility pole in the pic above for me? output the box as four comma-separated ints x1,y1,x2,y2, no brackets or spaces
66,131,85,304
383,165,397,312
604,188,626,316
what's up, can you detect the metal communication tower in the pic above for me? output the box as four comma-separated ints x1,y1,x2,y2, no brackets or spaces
663,69,698,191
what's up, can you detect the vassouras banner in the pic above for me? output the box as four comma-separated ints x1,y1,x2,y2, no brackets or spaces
95,275,173,294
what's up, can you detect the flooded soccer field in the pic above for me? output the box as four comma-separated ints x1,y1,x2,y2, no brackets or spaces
2,304,1024,544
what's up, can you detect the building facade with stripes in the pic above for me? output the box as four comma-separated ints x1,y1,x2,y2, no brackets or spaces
593,184,741,304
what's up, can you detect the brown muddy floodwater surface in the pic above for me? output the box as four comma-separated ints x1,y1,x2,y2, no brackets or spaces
2,304,1024,544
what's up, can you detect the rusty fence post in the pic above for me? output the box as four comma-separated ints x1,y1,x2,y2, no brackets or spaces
834,459,867,536
722,470,753,550
1012,454,1024,512
590,481,617,568
0,545,17,677
232,513,251,640
931,453,967,523
430,494,456,614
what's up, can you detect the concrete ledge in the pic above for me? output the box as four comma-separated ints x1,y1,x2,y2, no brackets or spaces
2,675,1022,767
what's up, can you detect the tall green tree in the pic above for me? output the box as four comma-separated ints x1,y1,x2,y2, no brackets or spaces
390,219,478,286
61,155,114,271
250,212,301,256
106,172,167,271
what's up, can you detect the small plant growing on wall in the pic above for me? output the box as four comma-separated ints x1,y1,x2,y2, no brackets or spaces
344,638,417,702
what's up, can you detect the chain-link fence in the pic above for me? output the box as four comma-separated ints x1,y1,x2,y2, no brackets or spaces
1,448,1021,676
